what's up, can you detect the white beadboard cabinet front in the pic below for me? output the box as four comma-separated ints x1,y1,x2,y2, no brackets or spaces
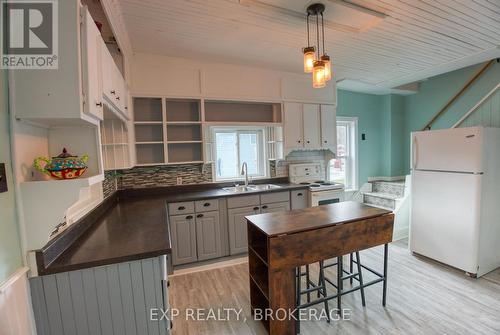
29,256,171,335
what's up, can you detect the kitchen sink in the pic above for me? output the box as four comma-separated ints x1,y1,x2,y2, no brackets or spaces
222,184,282,193
250,184,282,191
222,186,256,193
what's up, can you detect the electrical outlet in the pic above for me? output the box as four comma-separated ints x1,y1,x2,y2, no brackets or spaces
176,177,182,185
0,163,7,193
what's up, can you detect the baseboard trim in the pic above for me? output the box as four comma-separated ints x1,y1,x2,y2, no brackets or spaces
0,267,29,294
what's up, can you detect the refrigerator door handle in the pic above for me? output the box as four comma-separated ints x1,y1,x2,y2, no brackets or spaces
412,136,418,169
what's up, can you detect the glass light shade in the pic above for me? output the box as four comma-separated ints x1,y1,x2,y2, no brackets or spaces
303,46,316,73
321,55,332,81
312,60,326,88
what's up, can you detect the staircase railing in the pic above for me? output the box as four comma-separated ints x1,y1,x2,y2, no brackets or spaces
421,59,497,131
452,83,500,128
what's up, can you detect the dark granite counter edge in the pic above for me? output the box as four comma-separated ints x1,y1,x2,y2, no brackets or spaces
36,179,307,276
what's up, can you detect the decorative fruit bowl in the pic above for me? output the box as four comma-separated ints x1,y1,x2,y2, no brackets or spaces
34,148,89,180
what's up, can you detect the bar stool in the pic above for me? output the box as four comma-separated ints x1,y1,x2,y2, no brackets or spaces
321,252,366,315
296,262,331,323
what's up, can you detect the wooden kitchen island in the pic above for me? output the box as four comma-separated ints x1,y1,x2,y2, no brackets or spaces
246,201,394,334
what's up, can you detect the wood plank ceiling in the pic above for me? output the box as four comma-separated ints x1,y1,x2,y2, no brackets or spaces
117,0,500,90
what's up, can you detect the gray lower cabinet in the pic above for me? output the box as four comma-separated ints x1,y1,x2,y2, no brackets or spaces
170,214,197,265
195,211,222,261
291,189,308,209
30,256,170,335
228,205,260,255
261,201,291,213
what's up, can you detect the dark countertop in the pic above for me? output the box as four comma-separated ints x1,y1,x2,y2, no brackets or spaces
247,201,392,237
37,181,308,276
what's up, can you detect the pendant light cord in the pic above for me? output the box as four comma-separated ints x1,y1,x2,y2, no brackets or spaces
316,14,320,59
306,14,310,47
321,13,325,56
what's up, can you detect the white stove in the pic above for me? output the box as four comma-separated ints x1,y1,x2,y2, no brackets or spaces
289,163,345,206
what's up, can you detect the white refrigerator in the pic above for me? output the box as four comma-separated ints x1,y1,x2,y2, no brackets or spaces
410,126,500,277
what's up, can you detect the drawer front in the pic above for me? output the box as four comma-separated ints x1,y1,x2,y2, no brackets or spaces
291,189,308,210
195,199,219,213
260,191,290,204
227,194,260,209
168,201,195,215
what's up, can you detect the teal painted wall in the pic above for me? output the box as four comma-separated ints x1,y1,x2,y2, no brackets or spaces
337,90,392,186
402,61,500,172
0,70,23,283
337,61,499,187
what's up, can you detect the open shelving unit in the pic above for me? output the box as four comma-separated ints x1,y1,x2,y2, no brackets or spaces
132,97,283,166
101,107,132,170
248,223,271,333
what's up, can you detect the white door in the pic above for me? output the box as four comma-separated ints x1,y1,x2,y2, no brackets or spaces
81,8,103,120
320,104,336,154
303,104,321,148
412,127,483,173
410,170,482,274
284,102,303,149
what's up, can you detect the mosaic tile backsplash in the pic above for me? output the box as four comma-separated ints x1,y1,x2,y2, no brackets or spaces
118,164,213,189
104,150,332,190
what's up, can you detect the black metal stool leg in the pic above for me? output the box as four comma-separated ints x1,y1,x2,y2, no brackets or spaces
355,252,366,306
337,256,342,316
306,264,311,303
383,243,388,306
295,267,301,334
319,261,331,323
349,253,354,285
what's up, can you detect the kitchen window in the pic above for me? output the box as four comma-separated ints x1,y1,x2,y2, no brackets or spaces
212,127,267,181
329,117,358,190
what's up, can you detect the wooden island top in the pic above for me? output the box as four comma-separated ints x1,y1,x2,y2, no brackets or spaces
246,201,392,237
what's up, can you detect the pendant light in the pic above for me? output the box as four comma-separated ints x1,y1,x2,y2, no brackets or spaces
312,5,326,88
302,3,333,88
319,12,332,81
303,13,315,73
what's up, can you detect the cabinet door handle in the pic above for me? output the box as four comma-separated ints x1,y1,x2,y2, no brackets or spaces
297,193,303,196
297,140,301,143
203,203,210,207
178,206,185,210
307,140,310,144
253,206,259,211
110,90,116,95
96,102,102,107
262,205,268,209
197,214,204,218
167,280,170,288
324,140,328,143
185,215,193,220
116,96,120,100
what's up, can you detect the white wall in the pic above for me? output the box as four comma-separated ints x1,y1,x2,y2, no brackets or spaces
130,53,337,104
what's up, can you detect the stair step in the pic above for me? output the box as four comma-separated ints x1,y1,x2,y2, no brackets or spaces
363,192,399,210
370,180,405,197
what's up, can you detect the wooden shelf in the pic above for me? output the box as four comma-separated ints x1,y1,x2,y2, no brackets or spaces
166,121,202,125
166,141,202,144
205,101,282,123
165,99,201,122
136,141,164,144
133,97,163,122
134,121,163,125
167,142,202,163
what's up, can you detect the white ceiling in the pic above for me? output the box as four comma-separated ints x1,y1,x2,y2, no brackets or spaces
116,0,500,92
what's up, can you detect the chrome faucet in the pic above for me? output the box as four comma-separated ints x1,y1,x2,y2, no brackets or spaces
241,162,249,186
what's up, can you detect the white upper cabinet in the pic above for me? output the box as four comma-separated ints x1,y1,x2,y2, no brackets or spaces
283,102,337,156
320,104,337,155
101,45,129,120
284,102,303,150
81,7,103,121
11,2,102,125
303,104,321,148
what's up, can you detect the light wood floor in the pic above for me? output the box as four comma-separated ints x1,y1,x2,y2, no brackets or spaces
169,241,500,334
